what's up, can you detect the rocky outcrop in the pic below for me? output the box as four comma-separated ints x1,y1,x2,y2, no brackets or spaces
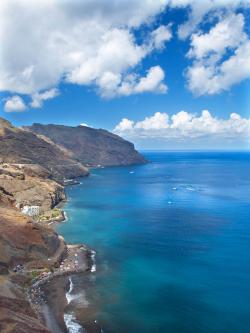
0,118,89,182
25,123,146,167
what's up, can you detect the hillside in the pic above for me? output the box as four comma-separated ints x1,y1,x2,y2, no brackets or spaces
0,118,89,182
25,123,146,167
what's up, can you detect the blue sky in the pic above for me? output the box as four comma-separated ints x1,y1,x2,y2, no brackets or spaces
0,1,250,149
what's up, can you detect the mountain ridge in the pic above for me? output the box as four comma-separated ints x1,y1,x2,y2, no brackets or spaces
24,122,146,167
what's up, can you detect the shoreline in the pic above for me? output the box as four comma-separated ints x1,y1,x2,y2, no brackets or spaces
28,181,102,333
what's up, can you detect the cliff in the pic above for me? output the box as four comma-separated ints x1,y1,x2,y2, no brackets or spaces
25,123,146,167
0,118,89,183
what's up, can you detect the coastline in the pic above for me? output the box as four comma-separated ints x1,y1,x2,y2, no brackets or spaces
0,116,146,332
29,183,101,333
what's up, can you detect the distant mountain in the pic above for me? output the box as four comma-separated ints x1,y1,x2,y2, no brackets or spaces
0,118,88,182
25,123,146,167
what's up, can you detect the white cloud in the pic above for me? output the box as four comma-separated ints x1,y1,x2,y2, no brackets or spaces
99,66,167,98
80,123,90,127
114,118,135,132
134,66,167,94
150,25,172,50
187,13,246,60
66,29,146,86
0,0,249,101
30,88,59,108
114,110,250,140
0,0,170,99
186,13,250,95
135,112,169,130
4,95,26,112
172,0,250,39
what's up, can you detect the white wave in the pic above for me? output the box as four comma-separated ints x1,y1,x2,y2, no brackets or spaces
186,186,195,191
64,313,84,333
66,277,74,304
90,250,96,273
91,264,96,273
66,276,89,307
64,211,68,221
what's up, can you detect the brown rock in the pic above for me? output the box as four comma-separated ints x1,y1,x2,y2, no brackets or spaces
0,205,65,269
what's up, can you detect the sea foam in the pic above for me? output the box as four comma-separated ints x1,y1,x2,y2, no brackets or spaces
90,250,96,272
64,313,84,333
64,277,85,333
66,276,74,304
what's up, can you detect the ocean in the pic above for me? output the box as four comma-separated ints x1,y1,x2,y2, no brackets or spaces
57,151,250,333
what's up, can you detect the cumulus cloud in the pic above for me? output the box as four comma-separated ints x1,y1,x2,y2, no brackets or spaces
114,118,135,132
150,25,172,50
66,29,146,87
30,88,59,108
186,12,250,95
0,0,170,100
173,0,250,39
114,110,250,141
0,0,249,102
134,66,167,94
187,13,246,59
4,95,26,112
99,66,167,98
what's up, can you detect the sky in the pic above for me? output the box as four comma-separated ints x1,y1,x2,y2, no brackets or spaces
0,0,250,150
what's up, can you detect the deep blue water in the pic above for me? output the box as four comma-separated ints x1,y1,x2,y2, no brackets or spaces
58,152,250,333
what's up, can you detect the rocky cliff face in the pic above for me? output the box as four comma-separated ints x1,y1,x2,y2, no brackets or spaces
25,123,146,167
0,118,89,182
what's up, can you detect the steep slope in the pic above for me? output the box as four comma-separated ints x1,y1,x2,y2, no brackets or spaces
0,118,89,182
0,198,65,333
25,123,146,167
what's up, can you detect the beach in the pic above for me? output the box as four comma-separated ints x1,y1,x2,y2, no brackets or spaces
29,237,101,333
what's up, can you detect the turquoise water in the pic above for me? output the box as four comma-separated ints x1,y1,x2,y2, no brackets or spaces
58,152,250,333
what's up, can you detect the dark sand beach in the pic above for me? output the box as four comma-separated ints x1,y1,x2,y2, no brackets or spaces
29,242,102,333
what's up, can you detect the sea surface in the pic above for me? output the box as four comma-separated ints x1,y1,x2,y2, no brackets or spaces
58,152,250,333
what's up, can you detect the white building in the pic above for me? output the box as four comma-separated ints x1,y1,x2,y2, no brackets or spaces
21,205,40,217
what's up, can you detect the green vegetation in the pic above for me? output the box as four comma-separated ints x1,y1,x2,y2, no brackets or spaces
37,208,63,223
31,270,39,280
